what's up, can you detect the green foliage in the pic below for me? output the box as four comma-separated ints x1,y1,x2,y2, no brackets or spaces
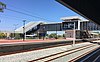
49,33,57,38
48,33,65,39
0,33,6,39
15,33,21,39
46,34,48,36
9,33,21,39
0,2,6,12
57,35,62,38
63,34,65,38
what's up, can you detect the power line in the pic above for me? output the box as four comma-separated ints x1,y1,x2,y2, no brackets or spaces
4,14,26,19
6,8,51,21
0,14,45,25
7,4,41,17
0,14,33,21
0,5,42,20
7,4,54,22
1,14,24,20
1,13,45,23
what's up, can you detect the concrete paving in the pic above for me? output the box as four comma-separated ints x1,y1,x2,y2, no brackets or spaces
0,42,97,62
0,39,81,45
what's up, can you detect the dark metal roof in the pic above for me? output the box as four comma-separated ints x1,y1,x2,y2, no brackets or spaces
56,0,100,25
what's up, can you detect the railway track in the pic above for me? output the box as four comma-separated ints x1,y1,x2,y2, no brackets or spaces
0,41,84,56
29,44,98,62
70,47,100,62
0,40,99,62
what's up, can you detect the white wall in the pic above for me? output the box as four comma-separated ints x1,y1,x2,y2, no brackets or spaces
47,31,65,35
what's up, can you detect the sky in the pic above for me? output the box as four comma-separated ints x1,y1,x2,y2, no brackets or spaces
0,0,81,31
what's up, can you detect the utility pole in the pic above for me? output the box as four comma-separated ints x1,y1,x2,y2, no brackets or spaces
23,20,26,41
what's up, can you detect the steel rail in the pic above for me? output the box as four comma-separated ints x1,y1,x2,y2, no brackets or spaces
29,44,95,62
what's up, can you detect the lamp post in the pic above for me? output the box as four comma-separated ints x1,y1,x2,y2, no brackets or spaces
0,20,1,32
23,20,26,41
56,24,57,39
43,26,45,40
13,24,18,39
73,22,76,46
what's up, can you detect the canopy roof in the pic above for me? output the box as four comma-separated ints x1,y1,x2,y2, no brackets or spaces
15,21,44,33
56,0,100,25
61,16,81,21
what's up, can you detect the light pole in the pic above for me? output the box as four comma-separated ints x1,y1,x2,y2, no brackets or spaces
0,20,1,32
43,26,45,40
13,24,18,39
56,24,57,39
73,22,76,46
23,20,26,41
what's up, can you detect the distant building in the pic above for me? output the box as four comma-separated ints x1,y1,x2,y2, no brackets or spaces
11,16,100,39
61,16,100,39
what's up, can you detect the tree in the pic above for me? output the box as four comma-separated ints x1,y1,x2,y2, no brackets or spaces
57,35,62,38
0,33,6,39
0,2,6,12
9,33,21,39
0,2,6,39
45,34,49,39
63,34,66,38
49,33,57,39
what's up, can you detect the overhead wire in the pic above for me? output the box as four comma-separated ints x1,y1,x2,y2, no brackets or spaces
9,4,55,22
0,14,34,22
5,4,54,22
6,8,51,22
7,4,42,18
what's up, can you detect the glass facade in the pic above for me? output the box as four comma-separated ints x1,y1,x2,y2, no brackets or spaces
40,21,100,31
80,21,100,31
41,23,62,31
38,20,100,32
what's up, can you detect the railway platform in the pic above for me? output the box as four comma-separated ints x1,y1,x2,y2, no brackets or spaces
0,39,99,62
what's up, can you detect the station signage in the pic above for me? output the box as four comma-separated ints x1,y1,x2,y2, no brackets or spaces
62,21,78,30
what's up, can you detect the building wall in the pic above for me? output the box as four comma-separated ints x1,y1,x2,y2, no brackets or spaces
65,30,75,38
80,21,100,31
24,19,100,39
47,31,65,35
65,30,82,39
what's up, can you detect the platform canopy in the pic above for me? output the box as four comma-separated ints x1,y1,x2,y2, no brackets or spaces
56,0,100,25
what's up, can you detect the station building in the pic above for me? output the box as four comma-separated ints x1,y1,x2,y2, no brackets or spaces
15,16,100,39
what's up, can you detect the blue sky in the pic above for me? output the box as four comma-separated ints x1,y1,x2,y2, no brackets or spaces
0,0,80,31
